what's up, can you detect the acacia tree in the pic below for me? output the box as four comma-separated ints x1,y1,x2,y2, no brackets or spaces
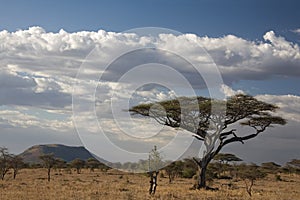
130,94,286,189
0,147,11,180
9,155,24,179
164,160,184,183
71,158,85,174
214,153,242,164
213,153,242,178
39,153,57,182
86,158,101,172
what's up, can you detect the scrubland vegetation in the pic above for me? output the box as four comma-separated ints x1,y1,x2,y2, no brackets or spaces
0,167,299,200
1,146,300,200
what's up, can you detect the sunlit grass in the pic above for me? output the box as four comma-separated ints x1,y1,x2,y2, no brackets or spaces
0,169,299,200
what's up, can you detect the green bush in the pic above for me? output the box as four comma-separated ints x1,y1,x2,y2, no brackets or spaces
182,168,196,178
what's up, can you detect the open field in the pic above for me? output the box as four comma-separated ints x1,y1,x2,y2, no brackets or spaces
0,169,299,200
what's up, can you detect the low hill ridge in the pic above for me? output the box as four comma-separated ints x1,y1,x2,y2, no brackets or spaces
19,144,99,164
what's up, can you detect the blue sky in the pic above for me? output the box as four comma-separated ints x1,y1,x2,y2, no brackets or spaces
1,0,300,41
0,0,300,164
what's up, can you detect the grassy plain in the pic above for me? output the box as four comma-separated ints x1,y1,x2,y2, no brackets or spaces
0,168,299,200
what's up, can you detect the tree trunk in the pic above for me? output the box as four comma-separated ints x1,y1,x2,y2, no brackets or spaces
149,172,154,194
197,162,207,189
168,174,172,183
1,169,8,180
13,169,17,179
47,168,51,182
149,171,158,195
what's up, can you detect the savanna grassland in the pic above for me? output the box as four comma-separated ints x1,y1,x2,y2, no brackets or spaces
0,168,299,200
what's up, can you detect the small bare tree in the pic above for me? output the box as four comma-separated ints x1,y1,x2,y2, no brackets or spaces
238,164,266,196
148,146,163,195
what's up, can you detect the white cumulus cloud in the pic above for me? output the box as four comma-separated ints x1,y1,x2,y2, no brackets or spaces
0,26,300,132
220,84,244,97
256,94,300,123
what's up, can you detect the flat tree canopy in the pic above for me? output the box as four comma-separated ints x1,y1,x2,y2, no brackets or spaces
213,153,242,163
130,94,286,150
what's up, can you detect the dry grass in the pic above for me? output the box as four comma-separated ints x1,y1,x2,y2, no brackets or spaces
0,169,299,200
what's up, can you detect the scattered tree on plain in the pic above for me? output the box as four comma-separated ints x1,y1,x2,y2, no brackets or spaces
148,146,163,195
130,94,286,189
9,155,24,179
164,160,184,183
213,153,242,164
0,147,11,180
86,158,101,172
39,153,58,182
71,158,85,174
237,163,266,196
213,153,242,178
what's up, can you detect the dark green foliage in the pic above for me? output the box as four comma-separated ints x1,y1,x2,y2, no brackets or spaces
86,158,101,172
182,168,197,179
213,153,242,179
181,159,198,179
213,153,242,163
70,158,85,174
164,160,184,183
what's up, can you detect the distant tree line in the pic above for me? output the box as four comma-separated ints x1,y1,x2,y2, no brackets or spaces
38,154,110,181
0,147,110,181
1,146,300,196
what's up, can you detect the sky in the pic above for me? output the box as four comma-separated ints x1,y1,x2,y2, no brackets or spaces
0,0,300,165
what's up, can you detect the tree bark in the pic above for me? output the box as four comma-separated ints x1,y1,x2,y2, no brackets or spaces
197,161,208,189
13,169,17,179
149,171,158,195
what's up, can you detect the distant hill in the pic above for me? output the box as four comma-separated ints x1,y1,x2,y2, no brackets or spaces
19,144,104,164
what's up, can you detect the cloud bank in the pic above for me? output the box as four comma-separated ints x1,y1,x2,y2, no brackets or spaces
0,27,299,163
0,26,299,128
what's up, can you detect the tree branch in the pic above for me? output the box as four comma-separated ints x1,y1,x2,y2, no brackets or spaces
193,135,204,141
193,157,201,166
220,129,237,140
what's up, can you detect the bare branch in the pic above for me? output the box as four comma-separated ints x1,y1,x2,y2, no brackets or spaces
193,134,204,141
